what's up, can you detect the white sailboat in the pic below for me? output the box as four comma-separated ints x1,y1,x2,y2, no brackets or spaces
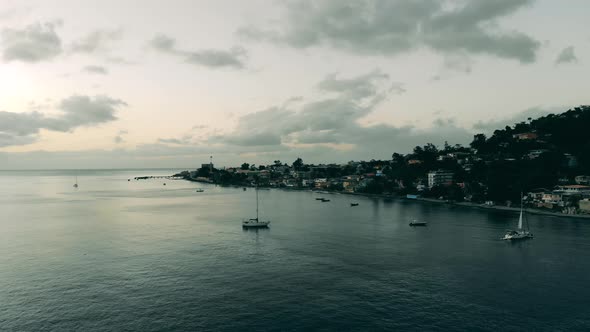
242,186,270,228
502,194,533,240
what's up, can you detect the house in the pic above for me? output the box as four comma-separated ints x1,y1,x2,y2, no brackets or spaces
527,149,548,159
342,179,358,192
427,170,454,188
542,192,563,204
575,175,590,185
314,178,328,189
556,185,590,193
513,132,538,140
579,199,590,213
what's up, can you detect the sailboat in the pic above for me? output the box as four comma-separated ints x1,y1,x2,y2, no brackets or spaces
73,175,78,188
242,186,270,228
502,194,533,240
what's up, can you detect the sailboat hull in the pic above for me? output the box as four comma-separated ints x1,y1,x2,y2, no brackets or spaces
502,232,533,240
242,220,270,228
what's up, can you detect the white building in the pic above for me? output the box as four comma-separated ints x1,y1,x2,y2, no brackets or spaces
428,170,454,188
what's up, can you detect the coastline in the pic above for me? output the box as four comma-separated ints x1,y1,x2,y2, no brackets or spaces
272,187,590,220
179,176,590,220
410,197,590,219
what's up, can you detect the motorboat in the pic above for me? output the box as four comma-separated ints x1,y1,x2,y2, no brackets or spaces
409,220,427,226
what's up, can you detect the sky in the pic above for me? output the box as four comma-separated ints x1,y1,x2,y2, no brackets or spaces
0,0,588,169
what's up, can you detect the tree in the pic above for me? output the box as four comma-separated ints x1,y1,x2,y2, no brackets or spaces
292,157,304,171
470,133,487,152
392,153,405,164
241,163,250,170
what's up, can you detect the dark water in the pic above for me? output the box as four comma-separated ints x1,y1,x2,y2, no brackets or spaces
1,170,590,331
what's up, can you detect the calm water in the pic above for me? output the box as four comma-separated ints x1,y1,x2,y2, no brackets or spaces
1,170,590,331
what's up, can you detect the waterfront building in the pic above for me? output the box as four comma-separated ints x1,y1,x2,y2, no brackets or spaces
428,170,454,188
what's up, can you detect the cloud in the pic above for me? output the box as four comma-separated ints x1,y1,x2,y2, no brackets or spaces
239,0,539,63
157,138,185,145
149,34,247,69
1,21,62,62
0,95,126,147
443,53,473,73
208,70,472,159
555,46,577,64
317,70,390,99
114,130,127,144
82,65,108,75
70,29,122,53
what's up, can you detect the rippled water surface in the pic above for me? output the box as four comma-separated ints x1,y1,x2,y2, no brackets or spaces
1,170,590,331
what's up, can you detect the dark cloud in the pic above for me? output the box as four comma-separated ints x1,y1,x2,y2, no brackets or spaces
83,65,108,75
555,46,577,64
149,34,247,69
211,70,471,158
317,70,390,99
1,21,62,62
239,0,539,63
70,29,122,54
0,95,126,147
0,132,38,148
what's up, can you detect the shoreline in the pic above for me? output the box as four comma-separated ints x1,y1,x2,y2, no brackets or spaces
410,197,590,219
180,176,590,220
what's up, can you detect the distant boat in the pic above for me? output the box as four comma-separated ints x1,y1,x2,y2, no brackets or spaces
502,194,533,240
163,183,166,186
409,220,427,226
195,188,204,192
350,203,359,207
320,199,330,202
315,197,324,200
243,187,247,191
242,186,270,228
73,175,78,188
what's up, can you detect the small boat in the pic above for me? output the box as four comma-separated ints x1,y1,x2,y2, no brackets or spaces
315,197,324,200
409,220,427,226
243,187,247,191
195,189,204,192
73,175,78,188
242,186,270,228
321,199,330,202
350,203,359,207
163,183,166,186
502,193,533,240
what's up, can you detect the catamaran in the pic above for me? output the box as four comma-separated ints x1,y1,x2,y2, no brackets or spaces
242,186,270,228
502,194,533,240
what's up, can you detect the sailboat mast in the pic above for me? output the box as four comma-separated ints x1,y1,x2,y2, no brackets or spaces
518,192,524,230
256,186,259,220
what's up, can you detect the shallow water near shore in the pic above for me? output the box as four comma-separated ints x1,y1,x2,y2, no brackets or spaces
1,170,590,331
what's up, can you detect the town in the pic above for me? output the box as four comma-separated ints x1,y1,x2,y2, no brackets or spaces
175,106,590,216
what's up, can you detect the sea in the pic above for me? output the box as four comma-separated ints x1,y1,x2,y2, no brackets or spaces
1,169,590,331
